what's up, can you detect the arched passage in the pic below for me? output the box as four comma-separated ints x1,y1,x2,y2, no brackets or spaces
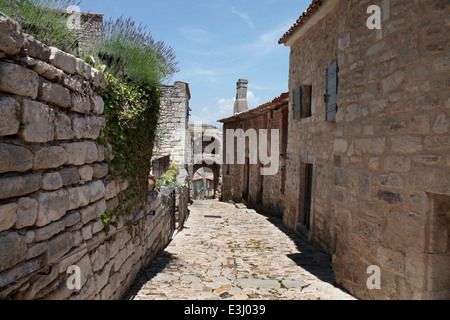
192,162,221,200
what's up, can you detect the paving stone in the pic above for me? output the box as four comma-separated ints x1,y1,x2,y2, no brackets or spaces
125,200,356,301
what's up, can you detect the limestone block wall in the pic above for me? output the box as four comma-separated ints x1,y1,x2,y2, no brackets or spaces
0,13,178,300
283,0,449,300
332,0,450,300
221,104,287,218
153,82,191,169
283,1,340,256
71,12,104,54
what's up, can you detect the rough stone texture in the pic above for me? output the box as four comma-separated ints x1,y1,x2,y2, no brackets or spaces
68,186,90,211
59,167,80,187
49,47,77,75
0,232,27,272
38,80,71,109
65,142,87,166
89,181,106,204
24,35,51,61
15,197,38,229
35,190,70,227
20,99,55,143
280,0,450,301
91,95,104,115
0,143,33,174
54,111,75,141
41,172,64,191
0,96,20,136
33,60,64,81
152,82,191,169
33,146,68,170
0,12,25,55
78,165,94,183
71,93,91,114
0,174,41,200
0,62,38,99
0,202,18,233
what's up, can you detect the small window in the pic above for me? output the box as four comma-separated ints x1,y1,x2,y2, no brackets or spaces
293,85,312,119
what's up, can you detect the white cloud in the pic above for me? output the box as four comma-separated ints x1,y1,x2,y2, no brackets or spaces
231,7,255,29
180,27,214,44
189,91,262,126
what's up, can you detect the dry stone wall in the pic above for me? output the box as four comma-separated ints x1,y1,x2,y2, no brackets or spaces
0,13,179,300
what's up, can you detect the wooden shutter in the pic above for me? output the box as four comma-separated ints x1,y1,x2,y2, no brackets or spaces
293,86,302,120
326,60,338,122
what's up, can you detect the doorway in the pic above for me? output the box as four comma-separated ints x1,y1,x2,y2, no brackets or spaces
298,163,314,231
242,157,250,203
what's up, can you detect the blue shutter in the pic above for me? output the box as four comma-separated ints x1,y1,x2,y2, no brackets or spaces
326,60,338,122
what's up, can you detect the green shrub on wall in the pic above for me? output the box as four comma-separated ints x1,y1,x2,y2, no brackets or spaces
89,16,179,88
155,163,182,191
98,73,161,229
0,0,81,55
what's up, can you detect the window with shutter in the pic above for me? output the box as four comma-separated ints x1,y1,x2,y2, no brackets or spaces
293,86,302,120
326,60,338,122
293,85,312,119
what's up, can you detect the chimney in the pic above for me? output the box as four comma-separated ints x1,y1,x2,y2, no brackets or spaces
233,79,248,115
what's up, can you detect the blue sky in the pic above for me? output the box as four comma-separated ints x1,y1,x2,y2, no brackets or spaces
79,0,311,126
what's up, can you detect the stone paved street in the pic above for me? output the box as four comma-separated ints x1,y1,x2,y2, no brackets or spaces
125,200,356,300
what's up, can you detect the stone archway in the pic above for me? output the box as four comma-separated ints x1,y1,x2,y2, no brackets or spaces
193,162,221,200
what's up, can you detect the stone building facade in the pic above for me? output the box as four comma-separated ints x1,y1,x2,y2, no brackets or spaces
70,11,104,54
0,13,188,300
152,82,191,180
279,0,449,299
219,89,289,218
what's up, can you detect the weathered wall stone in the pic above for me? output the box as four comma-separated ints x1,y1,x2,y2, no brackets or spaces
0,62,38,99
0,96,20,136
0,12,25,55
0,143,33,174
33,146,68,170
20,99,55,143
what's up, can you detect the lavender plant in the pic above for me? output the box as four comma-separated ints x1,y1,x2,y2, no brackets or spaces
91,16,179,88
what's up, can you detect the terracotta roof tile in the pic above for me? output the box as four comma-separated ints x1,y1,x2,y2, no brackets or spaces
218,92,289,123
278,0,324,44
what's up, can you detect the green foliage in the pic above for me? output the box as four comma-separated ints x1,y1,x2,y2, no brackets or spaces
0,0,81,55
86,16,179,88
99,72,161,222
154,163,187,191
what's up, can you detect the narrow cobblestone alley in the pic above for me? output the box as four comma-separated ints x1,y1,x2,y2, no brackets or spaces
125,200,356,300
